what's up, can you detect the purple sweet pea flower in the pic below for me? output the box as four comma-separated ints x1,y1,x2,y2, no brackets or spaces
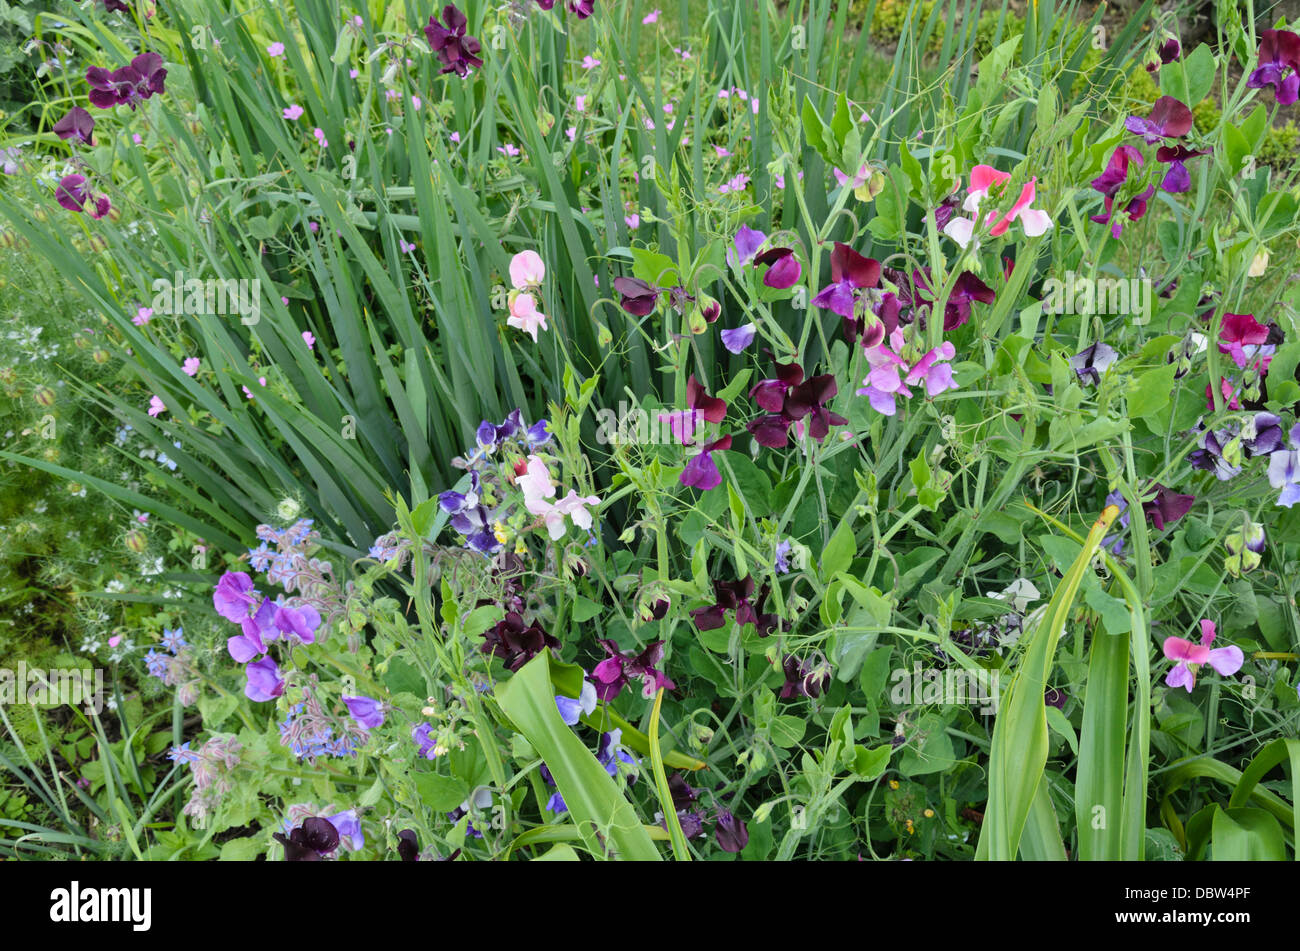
591,640,676,701
1124,95,1193,144
1155,144,1209,194
424,4,484,77
1091,145,1143,196
728,224,767,269
274,603,321,645
1142,483,1195,531
1069,342,1118,385
227,596,275,662
1247,29,1300,105
55,175,111,219
680,435,732,490
214,571,258,622
714,810,749,852
596,729,638,779
412,722,438,759
327,809,364,851
342,695,385,730
720,323,757,353
86,52,167,110
753,247,802,289
555,679,598,724
612,276,661,315
52,107,95,146
273,817,339,861
1267,422,1300,508
245,656,285,702
812,242,883,341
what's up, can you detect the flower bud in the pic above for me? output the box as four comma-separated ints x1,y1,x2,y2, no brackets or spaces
33,385,55,407
124,529,148,553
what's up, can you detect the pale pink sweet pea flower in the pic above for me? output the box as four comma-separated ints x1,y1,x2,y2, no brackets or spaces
182,357,201,376
517,454,556,505
657,408,702,445
1163,620,1244,692
904,341,959,396
508,293,548,342
509,250,545,289
528,490,601,539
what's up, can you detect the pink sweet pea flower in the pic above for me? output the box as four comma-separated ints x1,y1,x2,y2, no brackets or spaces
944,165,1052,248
507,291,548,342
1163,620,1243,692
509,250,545,289
516,454,556,505
904,341,959,396
528,490,601,539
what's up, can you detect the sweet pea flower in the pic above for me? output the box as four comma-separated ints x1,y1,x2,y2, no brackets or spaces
55,175,110,218
527,489,600,539
555,679,598,725
612,276,660,315
680,435,732,490
274,603,321,645
1163,620,1243,692
342,695,385,729
86,52,167,110
245,656,285,702
1069,342,1118,385
53,107,95,145
227,596,275,662
425,4,483,76
591,640,675,701
509,250,545,289
1247,29,1300,105
943,165,1052,248
1124,95,1193,144
1218,313,1272,370
507,291,548,342
720,323,756,353
657,375,726,444
1267,422,1300,508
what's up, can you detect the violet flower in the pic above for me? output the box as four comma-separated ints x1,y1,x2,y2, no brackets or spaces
714,810,749,852
1267,421,1300,508
245,656,285,703
1069,341,1118,385
342,695,385,730
720,323,756,353
680,435,732,490
55,175,110,219
214,571,258,622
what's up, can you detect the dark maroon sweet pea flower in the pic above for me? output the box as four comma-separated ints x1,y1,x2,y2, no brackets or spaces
273,817,339,861
690,576,755,631
102,0,131,11
1124,95,1193,144
535,0,556,8
52,107,94,146
752,246,801,289
1146,37,1182,72
1142,483,1195,531
425,4,484,77
1247,29,1300,105
680,434,731,490
779,653,831,699
944,271,996,331
714,810,749,852
86,52,167,110
667,773,699,810
481,612,559,672
933,195,960,230
612,276,661,315
747,360,846,447
55,175,110,219
687,373,726,425
591,639,676,701
690,576,780,636
1155,144,1210,194
396,828,420,861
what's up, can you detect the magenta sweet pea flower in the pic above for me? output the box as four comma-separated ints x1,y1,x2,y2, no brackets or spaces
591,639,676,701
812,242,885,342
612,276,661,315
55,175,111,218
1124,95,1193,144
245,656,285,702
943,165,1052,248
1247,29,1300,105
1163,620,1243,692
1218,313,1272,370
752,246,801,289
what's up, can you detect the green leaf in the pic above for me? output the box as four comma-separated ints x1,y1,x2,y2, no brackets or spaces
1127,364,1177,419
497,652,662,860
413,772,468,812
819,520,857,582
